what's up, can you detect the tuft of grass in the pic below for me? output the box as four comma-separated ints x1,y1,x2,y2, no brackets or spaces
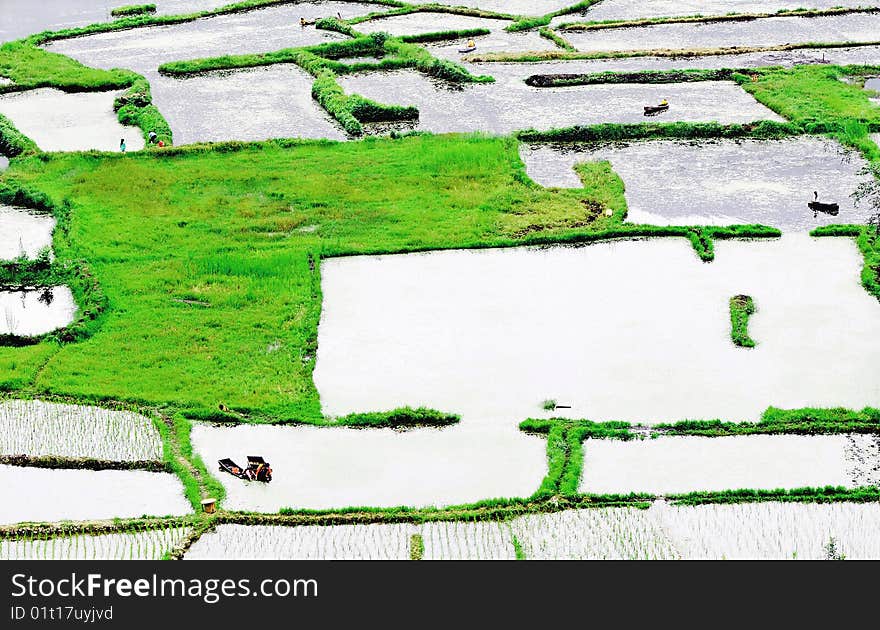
409,533,424,560
110,4,156,18
730,294,757,348
541,399,557,411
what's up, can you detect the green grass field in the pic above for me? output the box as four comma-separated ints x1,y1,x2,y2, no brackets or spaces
1,134,629,420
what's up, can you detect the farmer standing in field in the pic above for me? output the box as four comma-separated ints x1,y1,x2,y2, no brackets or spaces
119,138,126,153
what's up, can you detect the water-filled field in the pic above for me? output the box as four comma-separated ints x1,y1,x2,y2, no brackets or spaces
579,434,879,494
520,137,872,231
0,89,143,152
191,422,546,511
0,399,163,462
0,286,76,337
150,66,347,144
0,465,190,525
339,72,782,134
356,12,511,36
0,525,191,560
0,204,54,260
563,12,880,53
315,235,880,423
558,0,880,23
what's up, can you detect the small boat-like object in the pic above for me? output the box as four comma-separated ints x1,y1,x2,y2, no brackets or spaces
643,102,669,116
458,44,477,53
218,455,272,483
808,191,839,217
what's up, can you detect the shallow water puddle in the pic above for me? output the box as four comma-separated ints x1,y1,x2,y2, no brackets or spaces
579,434,878,495
356,12,512,36
0,400,164,462
191,422,546,511
558,0,880,24
315,235,880,424
520,137,872,231
0,465,190,525
564,13,880,53
0,89,144,153
150,66,347,144
338,71,782,134
44,3,374,74
0,204,55,260
0,286,76,337
186,523,412,560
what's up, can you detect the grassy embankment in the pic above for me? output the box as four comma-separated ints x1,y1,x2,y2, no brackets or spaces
557,6,880,30
729,294,756,348
0,42,172,147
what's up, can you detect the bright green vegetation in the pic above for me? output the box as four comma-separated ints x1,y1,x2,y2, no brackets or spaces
111,4,157,18
538,28,574,51
0,453,167,471
729,294,756,348
157,32,491,135
521,407,880,498
506,0,603,32
668,486,880,506
511,535,525,559
409,533,424,560
558,6,880,30
0,43,171,146
0,134,646,421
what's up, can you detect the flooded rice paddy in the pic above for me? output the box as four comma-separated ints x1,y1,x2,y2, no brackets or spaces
0,286,76,337
514,502,880,559
186,523,412,560
563,12,880,53
414,0,576,15
425,30,557,62
520,137,872,231
0,399,164,462
339,71,782,134
0,1,258,43
356,12,511,36
0,525,191,560
315,235,880,424
579,434,880,495
150,66,347,144
0,204,55,260
559,0,880,23
44,3,373,75
0,465,190,525
0,88,144,153
186,502,880,559
191,422,546,511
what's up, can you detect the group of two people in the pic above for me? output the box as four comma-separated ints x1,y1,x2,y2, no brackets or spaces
119,130,164,152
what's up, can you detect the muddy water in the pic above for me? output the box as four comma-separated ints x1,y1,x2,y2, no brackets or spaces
357,12,511,36
579,434,870,494
151,66,347,144
0,204,55,260
559,0,880,23
0,156,8,170
872,133,880,147
425,30,558,62
315,234,880,424
44,3,376,75
339,71,782,134
191,422,546,511
0,465,191,524
0,88,144,152
564,13,880,53
0,287,76,336
866,76,880,103
413,0,576,16
520,137,872,231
